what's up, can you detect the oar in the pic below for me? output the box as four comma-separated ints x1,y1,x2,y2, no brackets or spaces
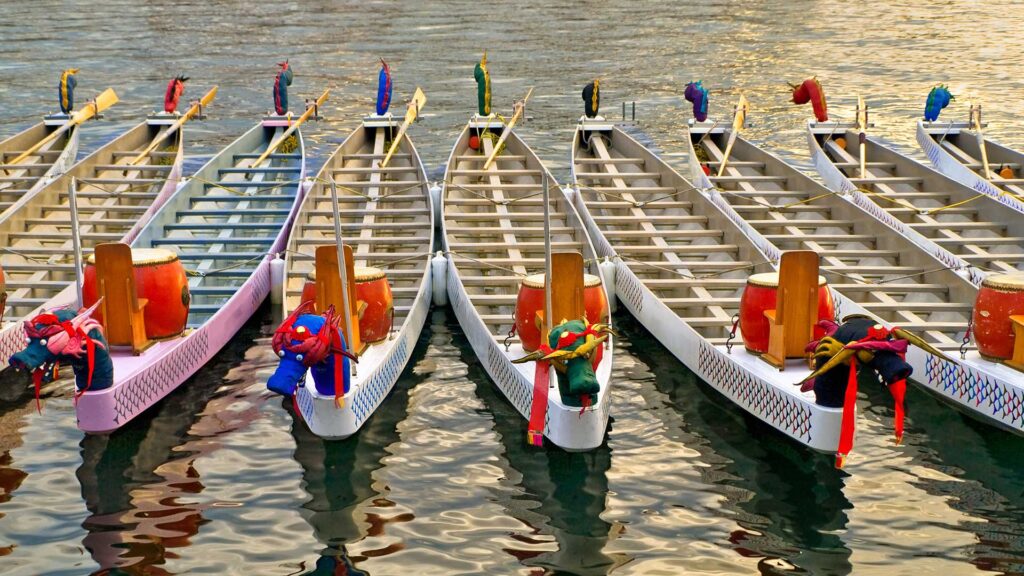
970,102,992,179
7,88,118,167
857,95,868,179
380,87,427,168
250,89,330,168
126,86,218,166
482,87,534,170
716,94,748,177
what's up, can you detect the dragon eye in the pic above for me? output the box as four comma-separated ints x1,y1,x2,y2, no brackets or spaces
277,349,285,358
39,339,47,346
25,337,30,344
295,354,304,362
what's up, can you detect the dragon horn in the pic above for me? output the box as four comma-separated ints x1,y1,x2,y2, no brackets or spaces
511,350,545,364
70,300,103,331
796,347,859,385
545,334,610,361
891,328,956,363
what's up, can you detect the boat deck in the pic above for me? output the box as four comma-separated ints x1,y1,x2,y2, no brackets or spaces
284,123,431,333
696,131,974,350
0,122,177,323
0,122,76,210
928,127,1024,198
574,127,772,344
445,127,599,346
143,125,301,327
818,130,1024,275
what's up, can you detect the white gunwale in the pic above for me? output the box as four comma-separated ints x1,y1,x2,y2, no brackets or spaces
290,116,434,439
572,119,842,453
0,115,185,368
685,119,1024,435
442,117,613,452
73,118,307,433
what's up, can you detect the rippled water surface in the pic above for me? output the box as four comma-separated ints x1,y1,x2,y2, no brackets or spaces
3,1,1024,574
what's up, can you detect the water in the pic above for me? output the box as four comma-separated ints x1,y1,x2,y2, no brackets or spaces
2,0,1024,573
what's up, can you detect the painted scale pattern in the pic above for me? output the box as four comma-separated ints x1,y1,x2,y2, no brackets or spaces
925,355,1024,430
697,340,814,443
112,330,211,425
615,263,644,313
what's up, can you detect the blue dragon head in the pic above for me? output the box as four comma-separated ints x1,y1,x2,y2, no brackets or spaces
9,302,112,405
268,301,353,398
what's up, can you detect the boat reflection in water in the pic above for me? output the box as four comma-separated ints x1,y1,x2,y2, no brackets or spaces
76,316,265,573
289,323,428,575
613,313,853,575
459,318,615,575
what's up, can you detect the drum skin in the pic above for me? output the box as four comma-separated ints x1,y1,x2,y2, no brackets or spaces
515,273,608,352
739,272,835,354
299,267,394,344
973,273,1024,360
83,248,190,340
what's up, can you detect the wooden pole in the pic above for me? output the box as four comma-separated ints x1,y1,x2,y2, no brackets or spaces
482,87,534,170
542,170,552,334
251,89,329,168
716,94,748,177
329,179,355,379
381,87,427,168
971,103,992,178
857,95,868,179
68,178,84,309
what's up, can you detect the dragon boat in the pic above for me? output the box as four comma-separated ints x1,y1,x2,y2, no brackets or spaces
808,101,1024,281
269,82,434,440
916,103,1024,224
441,77,614,451
8,79,325,433
0,82,215,370
570,103,851,457
0,103,86,205
672,91,1024,438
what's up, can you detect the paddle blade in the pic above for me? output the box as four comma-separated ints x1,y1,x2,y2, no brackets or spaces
198,86,218,107
381,88,428,168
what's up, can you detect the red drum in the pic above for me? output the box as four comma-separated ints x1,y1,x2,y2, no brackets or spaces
739,272,835,354
973,273,1024,360
84,248,189,340
514,273,609,352
299,267,394,344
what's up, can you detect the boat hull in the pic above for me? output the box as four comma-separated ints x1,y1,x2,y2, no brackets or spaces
75,120,306,433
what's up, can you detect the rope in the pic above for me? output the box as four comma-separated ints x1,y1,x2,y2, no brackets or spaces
0,246,76,264
444,250,528,276
923,184,1024,215
573,183,701,208
309,176,425,201
187,175,300,197
617,253,770,280
445,180,553,205
185,252,268,278
821,263,963,285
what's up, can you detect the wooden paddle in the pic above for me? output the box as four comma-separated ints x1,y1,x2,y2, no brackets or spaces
970,102,992,178
857,95,868,179
482,87,534,170
380,87,427,168
250,89,330,168
716,94,748,177
126,86,219,166
7,88,118,167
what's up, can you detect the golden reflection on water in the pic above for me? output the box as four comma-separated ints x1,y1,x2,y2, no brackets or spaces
1,1,1024,574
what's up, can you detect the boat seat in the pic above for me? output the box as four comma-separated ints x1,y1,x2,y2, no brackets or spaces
233,152,300,160
164,222,283,230
762,251,819,370
219,166,301,174
315,244,363,355
191,195,293,203
94,242,151,355
153,237,274,246
182,208,291,217
1008,316,1024,371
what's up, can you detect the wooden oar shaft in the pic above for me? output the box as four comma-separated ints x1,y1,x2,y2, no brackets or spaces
972,104,992,178
128,86,218,166
716,95,747,177
858,96,868,179
482,87,534,170
251,89,329,168
8,88,118,166
381,87,427,168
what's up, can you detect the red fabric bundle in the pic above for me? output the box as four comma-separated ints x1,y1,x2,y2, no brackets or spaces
791,78,828,122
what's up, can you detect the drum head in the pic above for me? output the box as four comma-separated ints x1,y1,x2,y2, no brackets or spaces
982,272,1024,291
85,247,178,266
747,271,826,287
521,273,602,289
